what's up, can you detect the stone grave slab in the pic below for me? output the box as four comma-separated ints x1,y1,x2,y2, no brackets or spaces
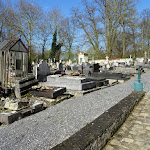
85,76,109,87
4,100,29,111
92,72,128,80
30,86,66,99
0,102,44,125
40,75,96,91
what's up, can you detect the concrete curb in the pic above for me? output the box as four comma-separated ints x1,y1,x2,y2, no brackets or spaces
51,91,145,150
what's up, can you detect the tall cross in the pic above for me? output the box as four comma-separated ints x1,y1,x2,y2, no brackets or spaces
105,56,109,61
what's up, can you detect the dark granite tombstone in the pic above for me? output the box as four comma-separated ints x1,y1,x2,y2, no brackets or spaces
37,61,50,82
59,63,63,72
66,65,71,70
92,72,128,80
86,76,109,87
30,86,66,99
93,63,100,72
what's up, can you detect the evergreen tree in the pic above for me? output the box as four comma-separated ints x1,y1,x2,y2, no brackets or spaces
50,28,63,62
50,29,57,62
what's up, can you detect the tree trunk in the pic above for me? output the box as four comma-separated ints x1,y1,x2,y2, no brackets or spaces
122,21,126,57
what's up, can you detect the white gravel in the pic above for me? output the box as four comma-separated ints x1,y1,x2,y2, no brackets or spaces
0,71,150,150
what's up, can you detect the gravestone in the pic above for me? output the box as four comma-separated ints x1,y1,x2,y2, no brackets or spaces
30,86,66,99
42,75,96,91
33,64,38,79
144,51,148,64
66,65,71,70
38,61,50,82
93,63,100,72
59,63,63,72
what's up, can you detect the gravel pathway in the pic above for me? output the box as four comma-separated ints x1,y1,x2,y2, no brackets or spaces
0,71,150,150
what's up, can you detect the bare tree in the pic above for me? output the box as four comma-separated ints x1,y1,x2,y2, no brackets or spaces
140,9,150,57
6,0,42,62
72,0,103,59
59,17,76,60
48,8,64,61
0,0,10,40
36,14,52,60
95,0,124,57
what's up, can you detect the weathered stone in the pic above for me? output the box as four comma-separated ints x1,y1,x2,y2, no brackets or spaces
110,139,120,145
134,141,144,146
145,126,150,131
103,91,150,150
103,145,114,150
4,101,29,110
15,76,38,98
0,111,21,124
32,102,43,113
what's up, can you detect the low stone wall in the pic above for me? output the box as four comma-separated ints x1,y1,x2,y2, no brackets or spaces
51,91,145,150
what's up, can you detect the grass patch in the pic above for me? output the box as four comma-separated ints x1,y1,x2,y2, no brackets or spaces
54,120,58,123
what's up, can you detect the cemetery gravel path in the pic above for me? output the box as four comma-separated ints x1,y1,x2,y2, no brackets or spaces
0,71,150,150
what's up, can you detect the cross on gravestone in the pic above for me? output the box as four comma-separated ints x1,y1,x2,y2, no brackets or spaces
105,56,109,62
129,55,132,59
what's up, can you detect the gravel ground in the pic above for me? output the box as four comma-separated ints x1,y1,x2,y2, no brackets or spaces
0,71,150,150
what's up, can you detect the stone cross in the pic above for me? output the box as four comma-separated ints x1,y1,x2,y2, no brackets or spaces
105,56,109,62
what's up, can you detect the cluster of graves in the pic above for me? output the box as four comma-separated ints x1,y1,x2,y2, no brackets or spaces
0,39,150,125
0,55,150,125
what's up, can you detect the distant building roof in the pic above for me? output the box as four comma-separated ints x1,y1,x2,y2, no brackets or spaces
0,38,28,51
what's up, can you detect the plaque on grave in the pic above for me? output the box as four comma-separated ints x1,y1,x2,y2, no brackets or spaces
37,61,50,82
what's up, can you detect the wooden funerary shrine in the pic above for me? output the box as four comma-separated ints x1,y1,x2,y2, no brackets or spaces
0,38,28,88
